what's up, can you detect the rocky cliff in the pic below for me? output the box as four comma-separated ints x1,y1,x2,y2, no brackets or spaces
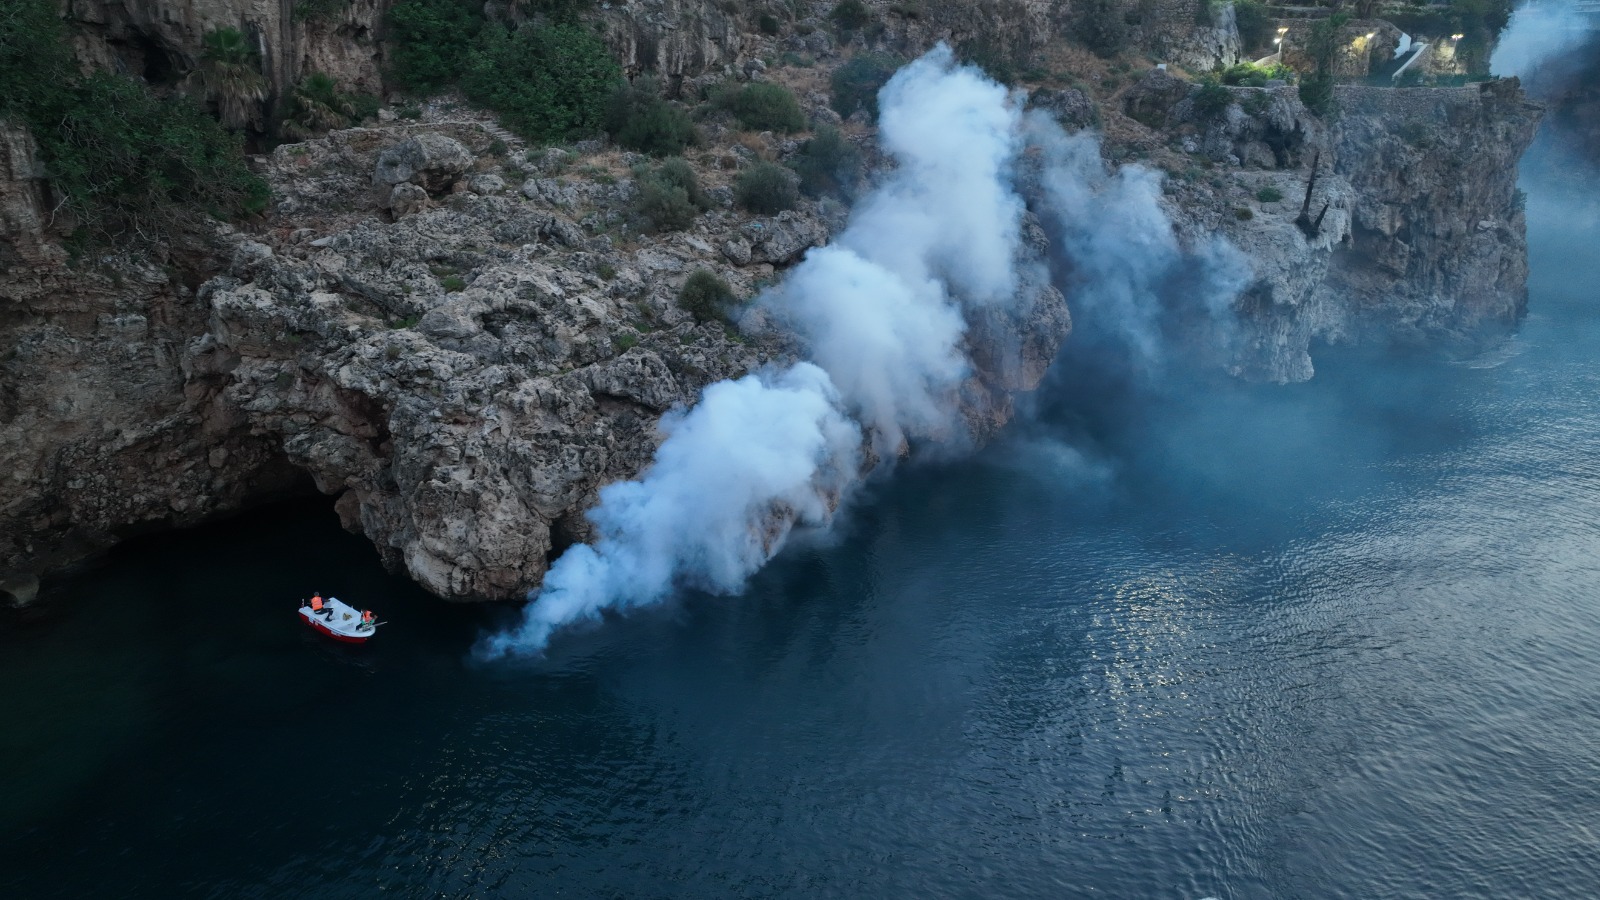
0,3,1545,602
1113,69,1540,381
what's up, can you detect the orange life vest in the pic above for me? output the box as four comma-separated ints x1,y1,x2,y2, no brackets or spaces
311,596,323,611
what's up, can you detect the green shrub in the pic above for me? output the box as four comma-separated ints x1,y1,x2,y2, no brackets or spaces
386,0,484,91
605,77,698,155
633,176,696,232
1071,0,1131,57
0,0,265,243
723,82,806,132
829,0,872,31
632,156,710,232
1299,74,1335,118
679,270,738,324
1234,207,1254,221
281,72,358,140
40,74,269,240
790,124,860,198
1221,61,1292,87
1256,186,1283,203
758,13,782,35
1193,78,1232,117
735,160,799,214
1233,0,1271,52
830,53,902,121
350,93,382,122
653,157,709,207
441,274,467,292
200,27,268,129
462,23,621,142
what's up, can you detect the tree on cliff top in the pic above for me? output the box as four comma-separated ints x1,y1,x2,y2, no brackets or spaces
461,23,621,141
0,0,268,245
200,27,269,131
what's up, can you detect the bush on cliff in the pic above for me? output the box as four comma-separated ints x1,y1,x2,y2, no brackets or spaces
1221,61,1293,87
462,23,621,141
829,0,873,33
1,0,267,244
830,53,903,121
386,0,484,91
1071,0,1132,57
281,73,361,140
632,156,711,232
679,270,738,324
718,82,807,133
1232,0,1271,53
1193,78,1233,117
605,77,699,156
735,161,799,214
790,124,861,198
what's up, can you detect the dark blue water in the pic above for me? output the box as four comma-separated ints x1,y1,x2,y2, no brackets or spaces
5,161,1600,899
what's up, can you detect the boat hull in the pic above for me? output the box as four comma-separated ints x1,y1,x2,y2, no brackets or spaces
304,615,370,644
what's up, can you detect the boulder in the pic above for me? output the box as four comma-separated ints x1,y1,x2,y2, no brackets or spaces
374,134,473,192
388,182,429,218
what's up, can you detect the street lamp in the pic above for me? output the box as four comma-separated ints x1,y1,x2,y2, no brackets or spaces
1451,33,1464,40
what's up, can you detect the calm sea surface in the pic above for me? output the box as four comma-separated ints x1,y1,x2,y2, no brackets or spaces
4,157,1599,899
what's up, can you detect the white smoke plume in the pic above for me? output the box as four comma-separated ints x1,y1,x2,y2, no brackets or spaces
764,46,1026,456
477,45,1265,656
476,364,860,656
478,46,1031,657
1492,0,1593,79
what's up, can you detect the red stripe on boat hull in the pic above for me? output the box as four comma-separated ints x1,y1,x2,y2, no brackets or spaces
304,616,370,644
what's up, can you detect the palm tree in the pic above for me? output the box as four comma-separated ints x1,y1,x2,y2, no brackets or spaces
200,27,268,130
281,73,356,140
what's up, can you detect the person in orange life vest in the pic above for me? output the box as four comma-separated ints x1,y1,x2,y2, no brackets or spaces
360,610,374,628
310,593,332,620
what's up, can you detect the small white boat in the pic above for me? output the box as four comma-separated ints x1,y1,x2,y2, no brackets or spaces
298,596,380,644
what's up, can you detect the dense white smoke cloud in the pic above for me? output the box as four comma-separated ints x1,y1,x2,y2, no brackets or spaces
477,364,859,656
1492,1,1593,78
479,46,1031,657
764,47,1026,455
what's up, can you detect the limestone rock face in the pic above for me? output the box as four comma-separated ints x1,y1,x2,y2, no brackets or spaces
1099,69,1540,383
0,192,306,587
0,122,49,269
1317,81,1544,348
67,0,390,129
173,117,1070,600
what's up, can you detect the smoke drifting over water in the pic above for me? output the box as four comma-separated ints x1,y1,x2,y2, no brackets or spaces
477,364,858,656
480,47,1252,657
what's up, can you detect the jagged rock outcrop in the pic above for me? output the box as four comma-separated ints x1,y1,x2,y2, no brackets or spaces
0,117,307,592
171,113,1069,600
1314,80,1542,347
1105,69,1540,381
68,0,389,130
